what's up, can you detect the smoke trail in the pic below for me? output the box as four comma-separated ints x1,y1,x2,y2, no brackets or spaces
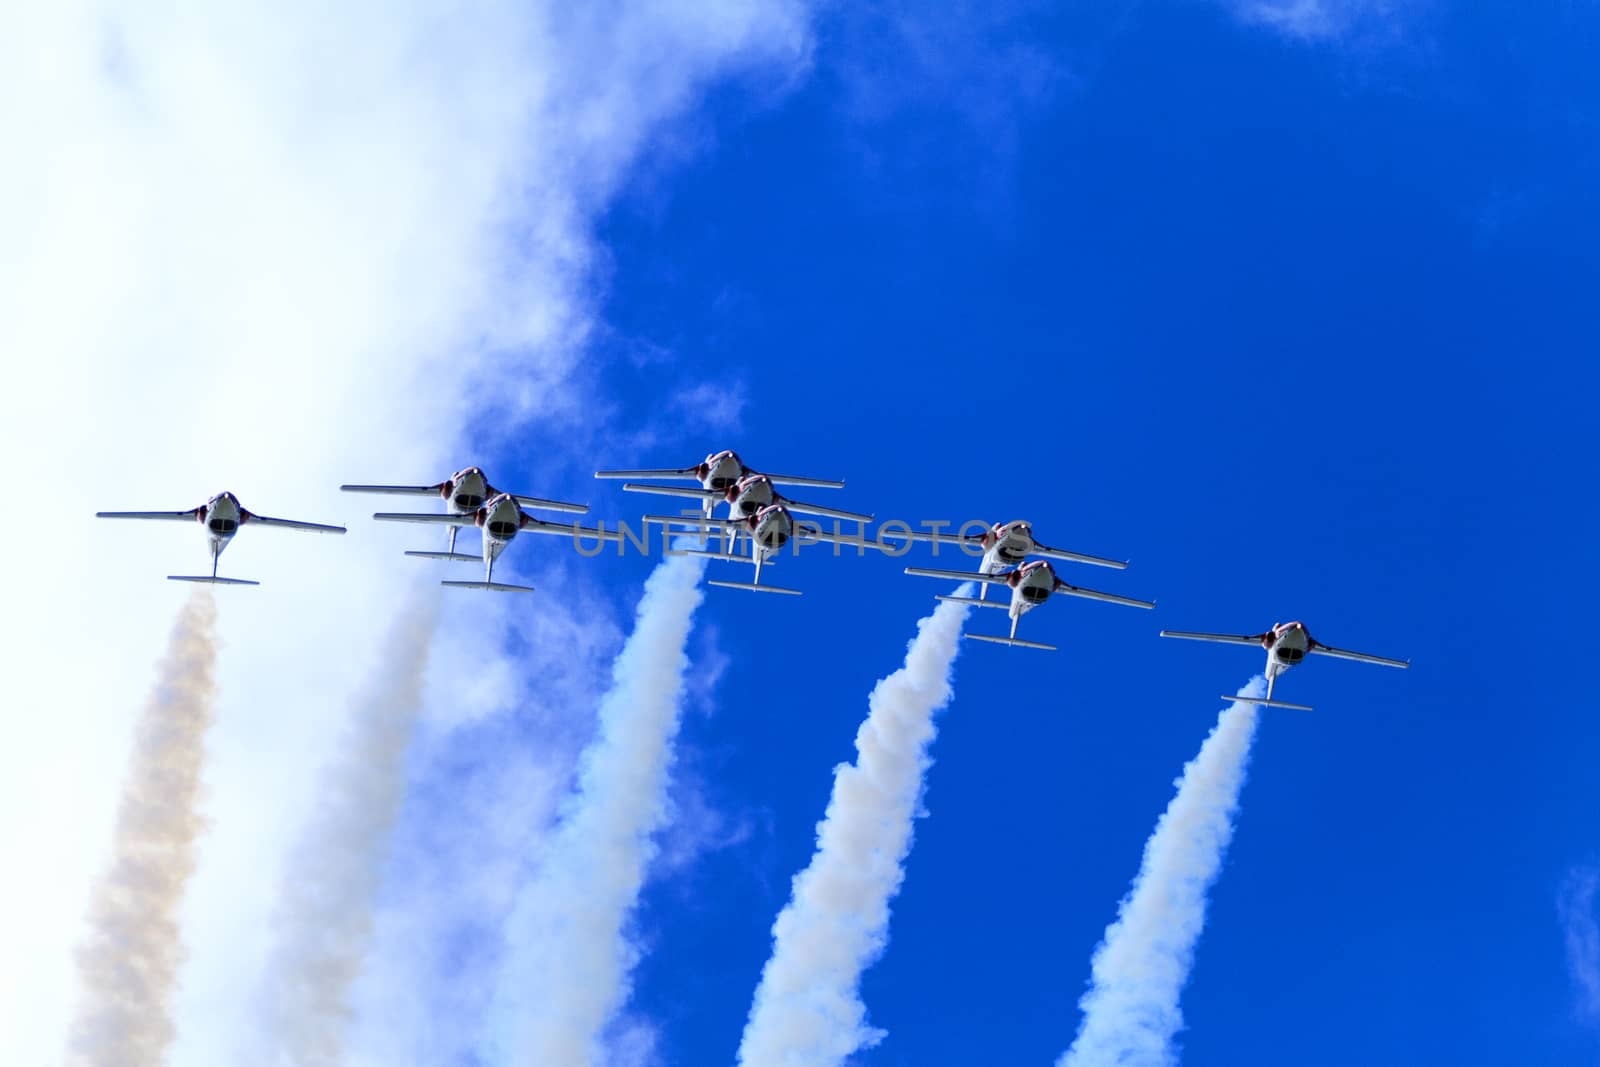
736,593,971,1067
1058,675,1268,1067
259,592,439,1066
67,589,220,1067
491,551,706,1066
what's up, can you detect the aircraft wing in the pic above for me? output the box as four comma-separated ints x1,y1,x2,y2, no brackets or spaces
884,529,984,546
244,512,347,534
622,483,716,501
595,466,700,480
509,495,588,514
1309,643,1410,668
777,497,872,523
756,472,845,489
340,483,442,496
1031,539,1128,570
517,517,623,544
904,566,1008,584
374,511,475,525
795,525,892,552
96,507,202,521
1159,630,1266,646
642,513,740,529
675,548,758,564
1053,581,1153,609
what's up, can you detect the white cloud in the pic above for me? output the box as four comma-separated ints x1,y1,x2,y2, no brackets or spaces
1560,867,1600,1023
1225,0,1415,41
0,1,808,1064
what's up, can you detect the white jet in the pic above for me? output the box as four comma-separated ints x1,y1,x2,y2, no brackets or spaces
622,472,871,525
1160,620,1409,710
342,466,587,554
645,503,875,596
905,559,1154,650
597,449,846,519
97,491,346,586
889,519,1127,599
373,492,620,592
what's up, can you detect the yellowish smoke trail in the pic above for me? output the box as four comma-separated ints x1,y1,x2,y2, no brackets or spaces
68,589,220,1067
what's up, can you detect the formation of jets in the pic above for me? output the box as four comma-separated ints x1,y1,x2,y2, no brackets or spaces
98,448,1409,708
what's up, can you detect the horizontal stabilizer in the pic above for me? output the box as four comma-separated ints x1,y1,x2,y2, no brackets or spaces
935,594,1007,610
1223,693,1313,711
441,580,535,593
168,575,260,586
707,580,802,596
404,551,482,562
966,633,1056,651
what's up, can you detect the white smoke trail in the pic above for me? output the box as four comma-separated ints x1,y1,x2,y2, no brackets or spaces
258,592,439,1066
67,589,220,1067
736,592,972,1067
490,551,707,1066
1058,675,1268,1067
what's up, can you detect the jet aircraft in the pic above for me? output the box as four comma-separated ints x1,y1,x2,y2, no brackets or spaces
645,503,876,596
1159,621,1409,710
374,492,619,592
622,473,870,525
888,519,1126,599
97,491,345,585
905,559,1154,650
342,466,586,553
597,450,845,518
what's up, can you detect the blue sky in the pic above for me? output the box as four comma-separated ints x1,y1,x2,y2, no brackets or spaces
9,2,1590,1064
470,3,1596,1064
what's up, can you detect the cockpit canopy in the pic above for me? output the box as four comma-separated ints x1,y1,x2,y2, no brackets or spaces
710,476,735,490
1021,585,1050,603
208,518,237,534
454,493,484,509
1278,646,1306,664
758,528,789,549
487,520,518,539
739,499,761,514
